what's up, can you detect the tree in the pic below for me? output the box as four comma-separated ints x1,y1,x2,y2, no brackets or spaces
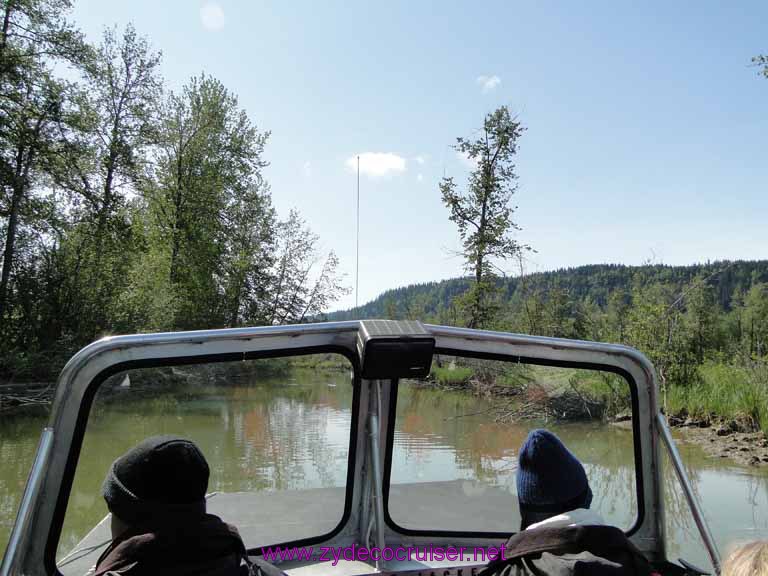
145,74,268,329
44,25,162,339
440,106,526,328
221,180,276,326
267,210,347,325
753,55,768,79
0,0,83,84
743,283,768,358
625,283,699,397
0,69,66,322
0,0,84,323
76,24,161,235
682,276,717,363
606,289,631,342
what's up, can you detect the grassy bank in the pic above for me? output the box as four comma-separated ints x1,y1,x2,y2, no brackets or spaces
665,362,768,431
428,358,768,432
431,365,475,385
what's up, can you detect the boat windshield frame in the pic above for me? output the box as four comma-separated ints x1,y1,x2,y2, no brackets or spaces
2,320,670,576
381,347,645,539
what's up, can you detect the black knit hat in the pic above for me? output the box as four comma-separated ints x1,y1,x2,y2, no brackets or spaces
516,429,592,525
102,436,210,525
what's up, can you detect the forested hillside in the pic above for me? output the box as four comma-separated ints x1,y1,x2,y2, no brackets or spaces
330,260,768,429
330,260,768,324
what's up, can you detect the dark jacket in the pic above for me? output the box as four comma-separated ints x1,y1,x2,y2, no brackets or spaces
480,525,653,576
93,514,284,576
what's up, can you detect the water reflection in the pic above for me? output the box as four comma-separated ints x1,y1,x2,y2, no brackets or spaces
389,383,637,531
58,366,354,555
0,412,49,555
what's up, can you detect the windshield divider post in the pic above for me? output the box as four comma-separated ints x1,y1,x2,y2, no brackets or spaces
368,379,387,568
656,412,721,574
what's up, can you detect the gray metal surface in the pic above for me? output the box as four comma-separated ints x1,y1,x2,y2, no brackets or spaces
57,489,349,576
1,320,676,575
657,413,721,574
0,428,53,576
56,483,513,576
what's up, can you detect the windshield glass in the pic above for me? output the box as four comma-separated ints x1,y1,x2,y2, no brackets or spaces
386,355,637,534
56,353,355,572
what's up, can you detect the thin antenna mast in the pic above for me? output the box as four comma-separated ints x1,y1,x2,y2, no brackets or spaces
355,155,360,310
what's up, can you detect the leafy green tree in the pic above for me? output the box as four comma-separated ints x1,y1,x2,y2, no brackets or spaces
147,74,267,329
625,283,699,396
221,181,276,326
0,0,84,323
0,70,67,322
744,283,768,357
0,0,83,83
267,209,347,325
76,24,161,236
606,290,630,342
682,276,718,363
440,106,526,328
43,25,162,339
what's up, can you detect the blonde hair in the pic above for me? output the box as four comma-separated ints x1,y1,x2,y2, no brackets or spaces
722,541,768,576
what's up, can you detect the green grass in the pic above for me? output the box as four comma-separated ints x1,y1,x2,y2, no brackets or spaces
431,359,768,431
281,354,351,372
430,365,474,385
666,362,768,431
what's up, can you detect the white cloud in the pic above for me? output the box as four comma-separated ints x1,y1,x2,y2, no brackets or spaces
302,161,311,177
345,152,407,178
457,150,479,169
200,2,226,31
415,155,427,165
417,173,424,182
476,75,501,94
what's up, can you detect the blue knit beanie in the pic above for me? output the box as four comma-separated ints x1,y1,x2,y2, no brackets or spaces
516,429,592,517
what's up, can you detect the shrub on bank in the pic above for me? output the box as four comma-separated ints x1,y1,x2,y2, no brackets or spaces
666,362,768,432
431,365,474,385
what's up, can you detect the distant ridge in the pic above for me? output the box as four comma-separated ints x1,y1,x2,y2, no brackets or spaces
326,260,768,321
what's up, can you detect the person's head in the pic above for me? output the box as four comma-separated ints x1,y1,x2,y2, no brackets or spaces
722,541,768,576
102,435,210,537
516,429,592,530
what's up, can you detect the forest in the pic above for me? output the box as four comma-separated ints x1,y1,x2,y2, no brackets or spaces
0,1,347,381
331,260,768,430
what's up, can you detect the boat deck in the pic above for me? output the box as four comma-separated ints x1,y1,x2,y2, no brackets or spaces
57,480,517,576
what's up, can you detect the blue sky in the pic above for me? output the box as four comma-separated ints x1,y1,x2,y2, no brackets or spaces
70,1,768,310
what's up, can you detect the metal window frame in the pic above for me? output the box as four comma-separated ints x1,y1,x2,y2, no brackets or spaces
382,351,645,535
2,323,364,576
2,320,718,575
374,324,665,563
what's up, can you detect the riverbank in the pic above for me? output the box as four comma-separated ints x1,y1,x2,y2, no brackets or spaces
0,352,351,413
428,358,768,468
3,355,766,468
667,414,768,467
0,382,54,414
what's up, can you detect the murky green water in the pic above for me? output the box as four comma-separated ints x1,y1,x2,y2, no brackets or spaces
1,367,767,571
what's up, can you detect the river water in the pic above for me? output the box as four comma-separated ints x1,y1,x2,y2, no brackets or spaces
1,362,767,571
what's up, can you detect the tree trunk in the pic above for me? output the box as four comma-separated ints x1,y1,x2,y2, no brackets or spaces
97,149,118,237
0,0,13,58
471,185,489,329
0,132,36,321
0,182,24,321
169,142,185,286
